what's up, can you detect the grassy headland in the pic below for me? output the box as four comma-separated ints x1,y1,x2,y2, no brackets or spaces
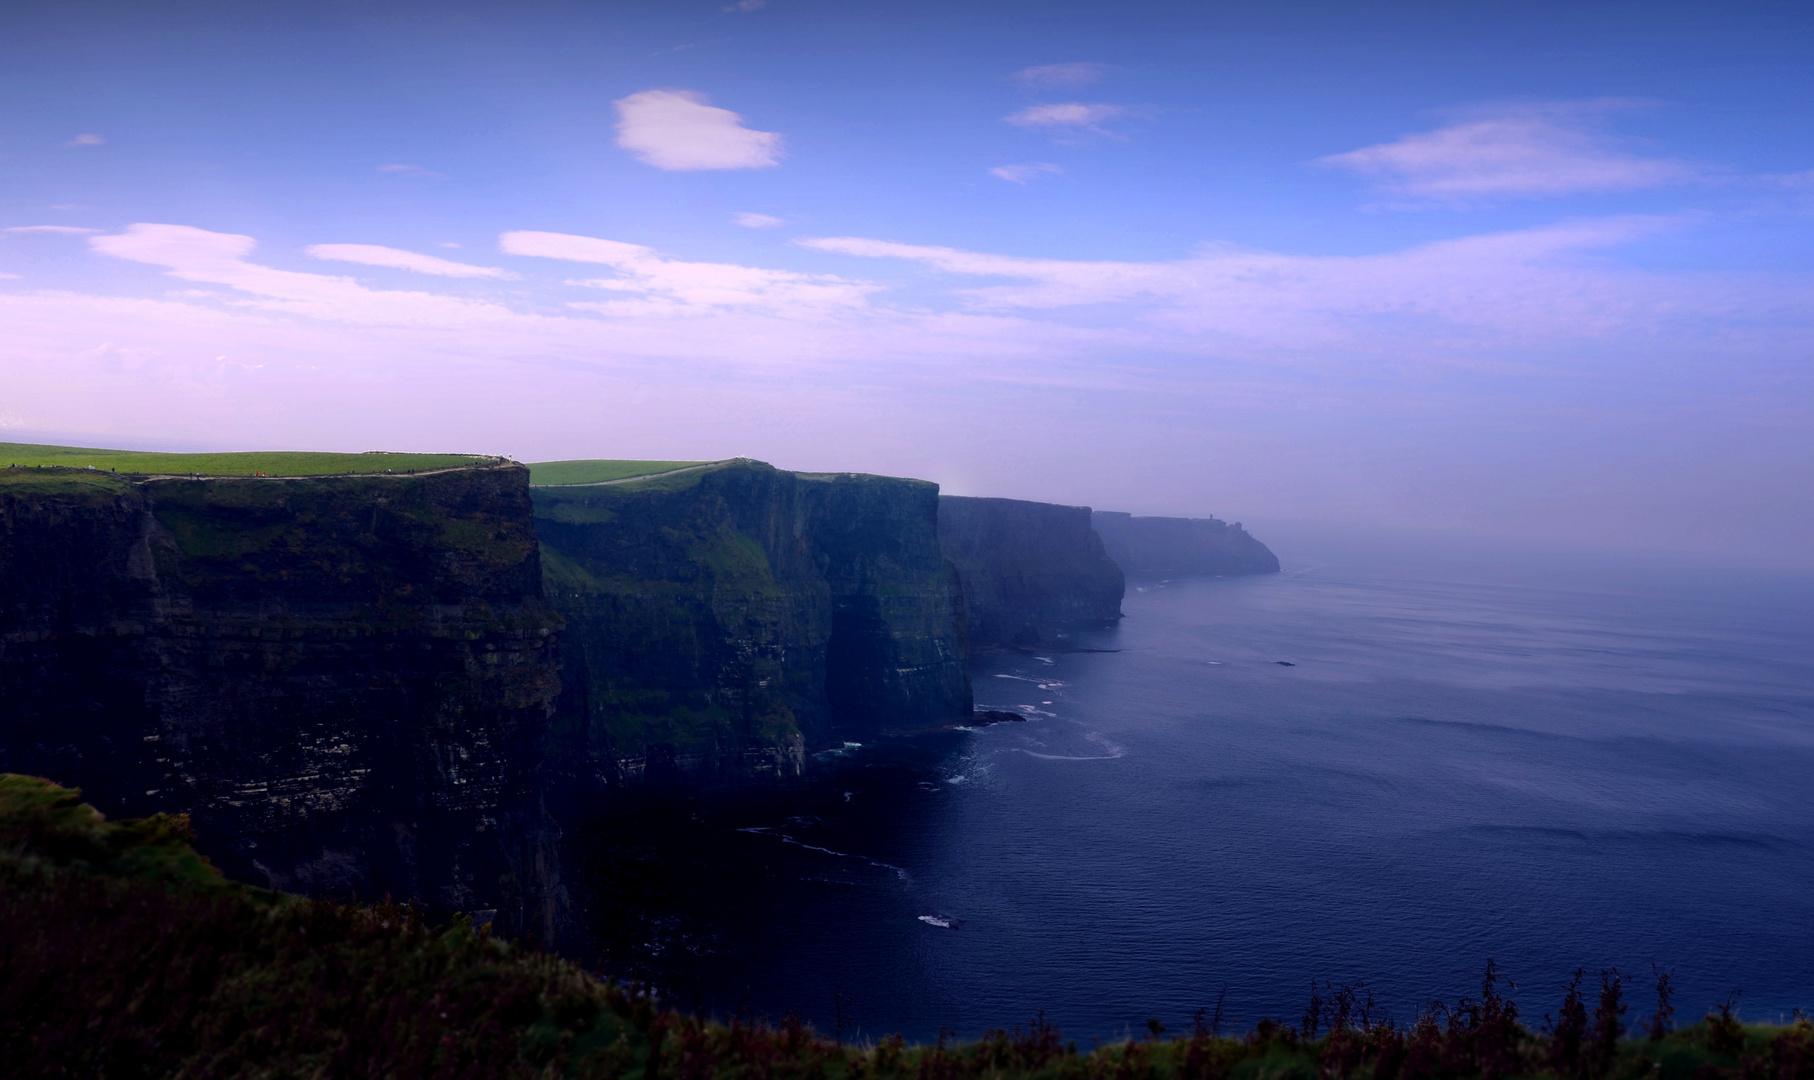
3,773,1810,1080
526,458,715,487
0,440,498,476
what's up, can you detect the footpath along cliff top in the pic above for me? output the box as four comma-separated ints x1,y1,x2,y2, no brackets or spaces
0,443,725,486
0,440,504,478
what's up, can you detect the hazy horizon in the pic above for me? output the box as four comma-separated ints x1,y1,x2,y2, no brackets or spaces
4,1,1811,569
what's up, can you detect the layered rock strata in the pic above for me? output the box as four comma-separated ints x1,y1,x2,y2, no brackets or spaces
1091,511,1281,576
937,495,1124,652
531,460,970,792
0,465,565,940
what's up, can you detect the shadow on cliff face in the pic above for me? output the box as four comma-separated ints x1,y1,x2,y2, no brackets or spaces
564,732,967,1011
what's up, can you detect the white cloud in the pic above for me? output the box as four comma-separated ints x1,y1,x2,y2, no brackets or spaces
0,271,18,279
1319,104,1696,199
305,243,518,279
1760,169,1814,190
990,162,1063,184
723,0,766,10
797,215,1780,348
377,163,446,179
64,134,104,147
5,225,99,235
614,89,783,171
501,229,876,315
1004,103,1128,136
1012,63,1104,89
88,223,508,324
8,218,1813,569
735,212,785,228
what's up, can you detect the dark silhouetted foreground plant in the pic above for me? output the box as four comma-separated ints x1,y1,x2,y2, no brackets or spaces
3,774,1812,1080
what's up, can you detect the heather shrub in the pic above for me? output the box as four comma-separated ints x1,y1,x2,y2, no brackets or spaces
3,774,1812,1080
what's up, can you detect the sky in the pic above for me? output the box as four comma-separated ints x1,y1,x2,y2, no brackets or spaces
2,0,1811,568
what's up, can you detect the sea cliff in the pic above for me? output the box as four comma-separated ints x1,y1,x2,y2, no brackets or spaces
9,772,1803,1080
0,463,565,939
531,460,971,793
1091,510,1281,576
938,495,1124,651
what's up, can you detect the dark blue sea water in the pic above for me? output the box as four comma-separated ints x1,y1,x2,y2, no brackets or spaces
578,538,1814,1045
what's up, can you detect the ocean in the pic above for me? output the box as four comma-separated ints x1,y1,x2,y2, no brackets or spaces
574,534,1814,1045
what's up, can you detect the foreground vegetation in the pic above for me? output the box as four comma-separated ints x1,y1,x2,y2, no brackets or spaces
2,773,1809,1080
0,440,496,476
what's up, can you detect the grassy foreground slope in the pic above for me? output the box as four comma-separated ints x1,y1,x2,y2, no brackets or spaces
0,440,496,476
527,458,715,486
4,775,1812,1080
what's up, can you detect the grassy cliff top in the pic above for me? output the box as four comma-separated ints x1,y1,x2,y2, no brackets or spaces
526,458,716,486
0,440,499,476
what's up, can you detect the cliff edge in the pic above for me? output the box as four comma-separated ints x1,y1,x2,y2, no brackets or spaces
1091,511,1281,576
531,459,970,792
938,495,1124,652
0,463,565,939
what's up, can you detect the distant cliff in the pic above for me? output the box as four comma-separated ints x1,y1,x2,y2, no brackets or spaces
1091,511,1281,576
0,464,565,940
531,460,970,792
938,496,1123,652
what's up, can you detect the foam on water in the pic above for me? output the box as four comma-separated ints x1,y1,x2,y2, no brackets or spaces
588,548,1814,1044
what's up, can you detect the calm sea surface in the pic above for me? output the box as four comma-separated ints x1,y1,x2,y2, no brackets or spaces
576,538,1814,1044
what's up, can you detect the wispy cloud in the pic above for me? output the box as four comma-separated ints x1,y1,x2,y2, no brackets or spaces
5,225,99,235
723,0,765,11
797,215,1801,350
650,37,731,58
989,162,1063,184
9,215,1812,565
500,230,875,315
64,134,104,147
1004,103,1128,137
1759,169,1814,190
67,216,1810,378
734,212,785,228
1012,63,1104,89
614,89,783,171
88,223,501,324
1319,103,1695,200
377,163,446,180
305,243,517,279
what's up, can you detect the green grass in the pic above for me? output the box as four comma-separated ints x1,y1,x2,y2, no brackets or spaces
526,458,715,486
0,440,498,477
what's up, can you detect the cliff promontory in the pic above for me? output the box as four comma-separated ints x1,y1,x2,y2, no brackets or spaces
0,462,565,939
937,495,1124,651
1091,510,1281,576
531,460,971,791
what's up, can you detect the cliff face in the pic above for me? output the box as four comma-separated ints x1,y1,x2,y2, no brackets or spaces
1090,511,1281,576
0,465,565,940
937,496,1124,651
531,461,970,792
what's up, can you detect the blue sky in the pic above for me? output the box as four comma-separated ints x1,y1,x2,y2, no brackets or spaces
3,1,1811,566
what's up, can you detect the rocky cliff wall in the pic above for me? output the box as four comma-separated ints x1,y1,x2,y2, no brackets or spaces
531,461,970,793
937,496,1124,651
1090,511,1281,576
0,465,565,940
